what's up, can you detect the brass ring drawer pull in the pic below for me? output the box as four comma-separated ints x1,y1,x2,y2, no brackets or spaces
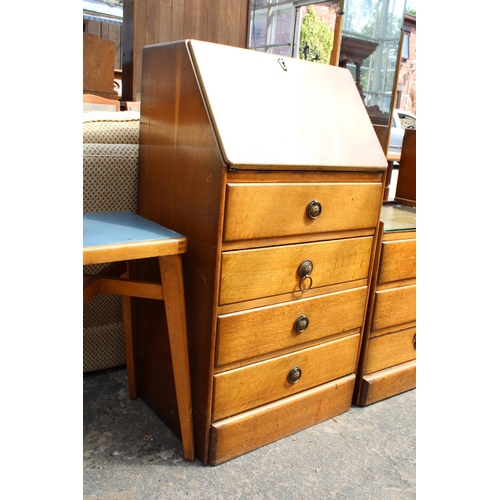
294,314,309,333
306,200,322,219
298,260,313,292
299,275,313,292
413,334,416,349
288,366,302,384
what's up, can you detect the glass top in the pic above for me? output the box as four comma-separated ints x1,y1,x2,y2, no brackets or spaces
380,204,416,232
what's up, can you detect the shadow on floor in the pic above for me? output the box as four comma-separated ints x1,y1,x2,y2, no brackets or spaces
84,366,416,499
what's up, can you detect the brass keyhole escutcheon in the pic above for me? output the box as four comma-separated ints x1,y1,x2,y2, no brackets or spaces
413,334,416,349
298,260,313,292
294,314,309,333
306,200,322,219
288,366,302,384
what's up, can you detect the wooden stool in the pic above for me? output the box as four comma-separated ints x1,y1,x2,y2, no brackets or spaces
83,211,195,461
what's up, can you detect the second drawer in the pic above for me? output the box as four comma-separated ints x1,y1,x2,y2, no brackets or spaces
220,237,373,305
212,333,360,421
372,284,416,332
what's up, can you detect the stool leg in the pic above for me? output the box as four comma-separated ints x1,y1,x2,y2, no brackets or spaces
121,261,137,400
158,254,195,462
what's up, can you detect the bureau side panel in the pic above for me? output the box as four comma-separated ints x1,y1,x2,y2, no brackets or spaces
137,41,225,464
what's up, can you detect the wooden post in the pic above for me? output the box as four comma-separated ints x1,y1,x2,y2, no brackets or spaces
330,11,344,66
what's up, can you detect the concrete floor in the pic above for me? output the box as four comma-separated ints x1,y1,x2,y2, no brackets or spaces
83,367,416,499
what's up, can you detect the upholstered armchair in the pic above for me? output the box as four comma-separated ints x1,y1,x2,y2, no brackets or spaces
83,110,140,372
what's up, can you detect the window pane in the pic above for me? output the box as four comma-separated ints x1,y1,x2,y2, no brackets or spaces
297,3,339,64
402,31,409,59
341,0,406,126
249,1,294,54
249,1,338,57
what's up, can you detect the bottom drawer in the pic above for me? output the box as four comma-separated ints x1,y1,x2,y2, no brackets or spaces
358,360,416,406
212,334,360,420
365,326,416,374
209,373,355,465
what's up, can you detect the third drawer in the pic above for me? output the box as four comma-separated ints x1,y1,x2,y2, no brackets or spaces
364,326,416,374
216,286,368,367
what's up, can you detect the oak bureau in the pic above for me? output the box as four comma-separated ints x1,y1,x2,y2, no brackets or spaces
134,40,388,465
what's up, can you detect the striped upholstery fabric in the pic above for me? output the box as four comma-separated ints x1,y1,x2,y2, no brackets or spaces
83,111,140,372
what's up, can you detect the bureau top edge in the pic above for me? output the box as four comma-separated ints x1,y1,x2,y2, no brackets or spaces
226,164,387,172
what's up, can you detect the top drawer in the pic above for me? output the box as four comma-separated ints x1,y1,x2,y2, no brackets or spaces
378,238,416,284
223,182,382,241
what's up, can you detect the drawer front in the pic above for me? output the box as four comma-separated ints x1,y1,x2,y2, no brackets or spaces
372,284,416,331
224,182,382,241
216,286,367,366
359,361,416,406
220,237,373,305
212,333,360,421
365,327,416,374
209,374,355,465
378,238,416,284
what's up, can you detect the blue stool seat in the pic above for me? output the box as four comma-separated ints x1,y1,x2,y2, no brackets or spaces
84,211,182,247
84,211,186,266
83,211,194,461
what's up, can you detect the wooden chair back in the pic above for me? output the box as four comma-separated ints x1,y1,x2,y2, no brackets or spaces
83,94,120,112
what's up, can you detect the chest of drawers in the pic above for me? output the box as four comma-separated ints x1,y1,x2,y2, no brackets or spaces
354,205,417,406
135,40,387,464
